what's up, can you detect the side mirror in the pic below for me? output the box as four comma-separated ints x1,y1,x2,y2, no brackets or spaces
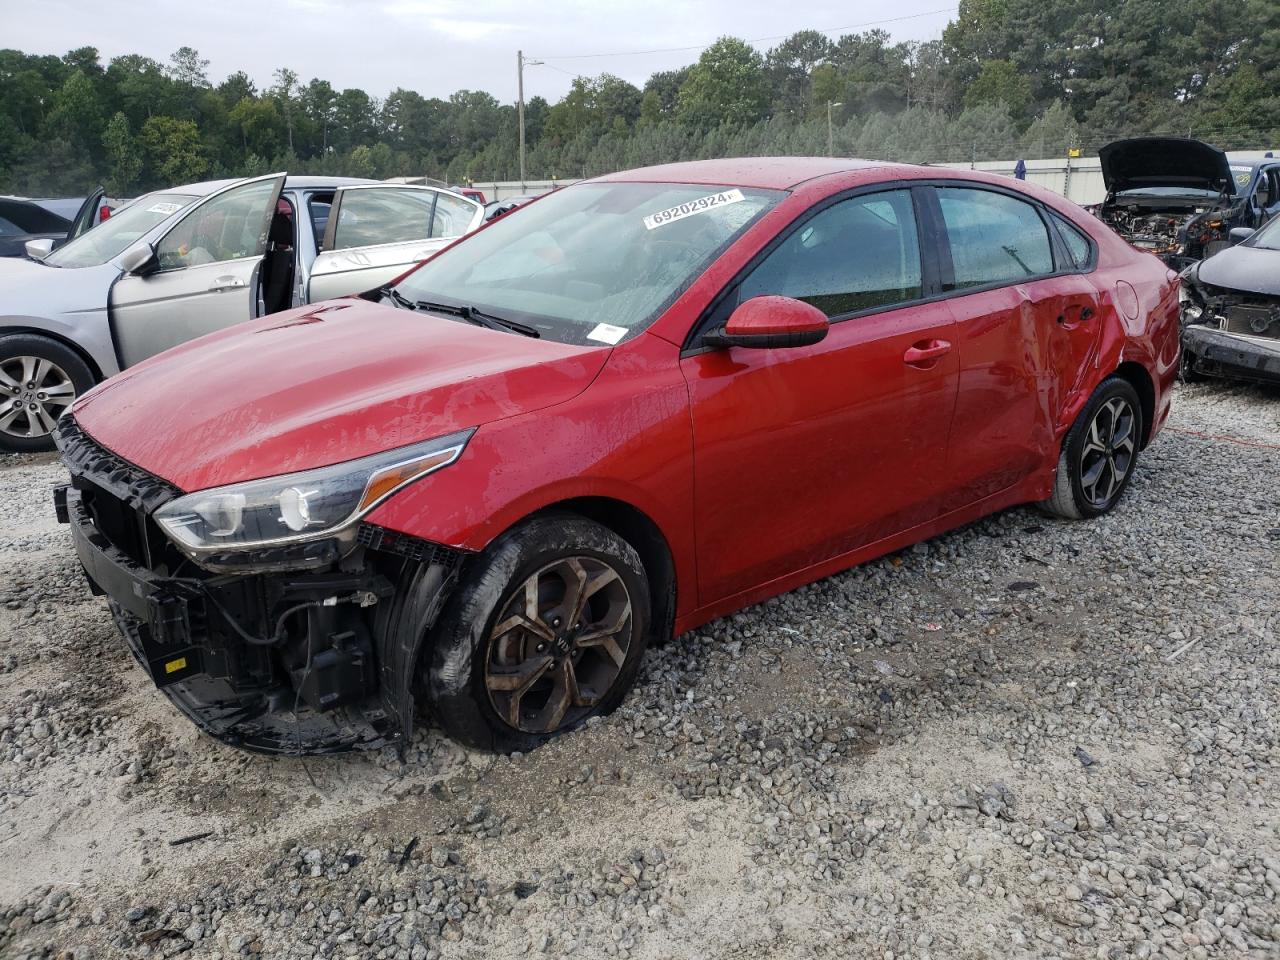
703,295,829,350
24,238,53,260
1227,227,1255,246
119,241,158,276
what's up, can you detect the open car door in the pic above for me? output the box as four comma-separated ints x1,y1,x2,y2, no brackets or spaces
109,174,286,368
61,186,106,247
307,185,483,302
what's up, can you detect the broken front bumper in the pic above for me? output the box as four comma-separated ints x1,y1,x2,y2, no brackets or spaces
1183,324,1280,385
53,414,468,756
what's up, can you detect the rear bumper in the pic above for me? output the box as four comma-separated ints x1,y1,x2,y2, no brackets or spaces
1183,325,1280,385
62,483,403,755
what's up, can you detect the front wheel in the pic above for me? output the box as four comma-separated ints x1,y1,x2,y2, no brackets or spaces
1040,376,1143,520
0,334,95,453
426,514,651,752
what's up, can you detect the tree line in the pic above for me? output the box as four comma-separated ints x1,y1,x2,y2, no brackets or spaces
2,0,1278,197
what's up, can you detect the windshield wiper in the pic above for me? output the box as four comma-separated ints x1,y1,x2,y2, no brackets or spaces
411,298,541,338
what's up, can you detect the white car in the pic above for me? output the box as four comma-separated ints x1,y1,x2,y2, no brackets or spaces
0,173,484,451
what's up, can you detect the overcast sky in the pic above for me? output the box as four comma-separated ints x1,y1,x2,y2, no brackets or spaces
3,0,956,104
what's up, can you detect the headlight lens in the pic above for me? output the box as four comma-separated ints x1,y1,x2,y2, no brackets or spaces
154,429,473,556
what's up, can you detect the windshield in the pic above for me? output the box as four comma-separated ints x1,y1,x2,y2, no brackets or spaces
1249,214,1280,251
1230,166,1254,194
45,192,196,267
391,182,784,344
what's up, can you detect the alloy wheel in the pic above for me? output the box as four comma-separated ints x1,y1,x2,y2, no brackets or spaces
484,556,633,734
0,356,76,441
1079,396,1136,508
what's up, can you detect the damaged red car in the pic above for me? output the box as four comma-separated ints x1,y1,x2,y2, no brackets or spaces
54,158,1180,755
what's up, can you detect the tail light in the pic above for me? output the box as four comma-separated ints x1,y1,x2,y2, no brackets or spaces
99,205,111,221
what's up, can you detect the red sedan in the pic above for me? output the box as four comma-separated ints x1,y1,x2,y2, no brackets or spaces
55,158,1180,755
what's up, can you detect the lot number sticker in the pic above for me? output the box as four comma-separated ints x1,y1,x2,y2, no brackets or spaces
644,189,745,230
587,322,628,344
146,201,183,215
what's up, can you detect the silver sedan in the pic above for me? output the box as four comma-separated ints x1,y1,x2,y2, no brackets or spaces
0,173,483,451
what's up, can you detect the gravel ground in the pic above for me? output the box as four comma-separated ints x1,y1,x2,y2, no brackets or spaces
0,381,1277,960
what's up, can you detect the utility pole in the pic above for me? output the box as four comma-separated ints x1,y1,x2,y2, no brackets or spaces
827,101,843,158
518,51,542,193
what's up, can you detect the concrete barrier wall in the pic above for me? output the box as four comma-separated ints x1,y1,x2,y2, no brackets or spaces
468,150,1273,209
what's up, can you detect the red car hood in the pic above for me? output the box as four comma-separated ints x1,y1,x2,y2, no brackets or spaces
72,299,609,491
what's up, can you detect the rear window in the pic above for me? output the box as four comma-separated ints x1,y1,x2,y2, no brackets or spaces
937,187,1054,289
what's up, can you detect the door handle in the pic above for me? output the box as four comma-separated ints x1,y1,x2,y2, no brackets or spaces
209,276,246,292
1058,304,1095,325
903,339,952,367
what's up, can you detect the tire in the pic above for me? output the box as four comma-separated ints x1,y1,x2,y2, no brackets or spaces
0,333,96,453
1039,376,1144,520
426,514,651,752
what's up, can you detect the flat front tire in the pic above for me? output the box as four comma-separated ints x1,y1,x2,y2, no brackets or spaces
425,514,651,752
1040,376,1144,520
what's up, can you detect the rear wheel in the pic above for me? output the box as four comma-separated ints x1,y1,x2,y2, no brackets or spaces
1040,376,1143,520
0,334,95,453
426,514,650,752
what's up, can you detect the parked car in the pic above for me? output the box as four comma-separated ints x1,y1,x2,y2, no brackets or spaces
1179,214,1280,385
0,174,484,450
1094,138,1280,267
483,195,535,221
0,189,118,258
53,157,1179,755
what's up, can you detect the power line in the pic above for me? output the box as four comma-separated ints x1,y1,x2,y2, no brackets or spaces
535,7,958,62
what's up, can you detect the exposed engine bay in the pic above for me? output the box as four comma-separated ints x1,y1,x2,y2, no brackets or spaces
1097,197,1232,265
1180,259,1280,385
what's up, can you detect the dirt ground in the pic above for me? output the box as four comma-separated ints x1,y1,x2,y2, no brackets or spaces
1,381,1277,959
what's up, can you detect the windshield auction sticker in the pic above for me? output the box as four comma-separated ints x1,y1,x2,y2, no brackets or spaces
643,189,745,230
146,201,183,215
587,322,628,345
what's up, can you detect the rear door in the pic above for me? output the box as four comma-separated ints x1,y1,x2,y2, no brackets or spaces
307,186,483,301
930,185,1103,510
109,174,285,367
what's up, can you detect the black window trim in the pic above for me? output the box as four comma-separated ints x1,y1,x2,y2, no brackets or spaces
683,177,1100,356
682,181,941,355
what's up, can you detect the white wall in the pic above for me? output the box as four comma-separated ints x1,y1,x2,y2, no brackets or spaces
469,150,1273,208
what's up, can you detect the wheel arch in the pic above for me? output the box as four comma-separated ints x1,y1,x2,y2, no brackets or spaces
0,324,107,383
1112,360,1155,448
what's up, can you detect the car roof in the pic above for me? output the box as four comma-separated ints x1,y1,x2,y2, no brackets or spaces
150,175,382,199
593,157,908,190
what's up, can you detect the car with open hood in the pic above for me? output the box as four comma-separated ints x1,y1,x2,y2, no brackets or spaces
53,157,1179,756
1179,213,1280,385
1094,138,1280,267
0,174,483,451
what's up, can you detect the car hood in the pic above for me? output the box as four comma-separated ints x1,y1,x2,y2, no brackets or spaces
0,256,115,317
71,298,611,491
1195,244,1280,297
1099,138,1233,194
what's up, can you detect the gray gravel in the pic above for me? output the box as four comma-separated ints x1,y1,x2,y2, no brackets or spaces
0,381,1277,960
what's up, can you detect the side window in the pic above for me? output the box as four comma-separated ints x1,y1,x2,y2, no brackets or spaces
307,194,333,248
737,189,923,317
331,189,434,250
936,187,1054,289
1049,212,1093,271
156,179,278,271
432,192,477,239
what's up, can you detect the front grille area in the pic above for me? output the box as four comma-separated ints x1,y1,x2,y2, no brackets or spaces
1223,303,1280,339
55,416,183,571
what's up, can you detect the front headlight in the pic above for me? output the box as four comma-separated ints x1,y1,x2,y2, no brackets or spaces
154,429,473,558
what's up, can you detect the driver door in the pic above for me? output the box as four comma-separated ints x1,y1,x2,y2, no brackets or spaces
109,174,286,367
306,186,482,302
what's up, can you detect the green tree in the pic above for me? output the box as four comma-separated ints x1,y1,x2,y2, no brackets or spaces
677,37,772,128
102,112,142,193
139,115,207,184
964,59,1034,120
